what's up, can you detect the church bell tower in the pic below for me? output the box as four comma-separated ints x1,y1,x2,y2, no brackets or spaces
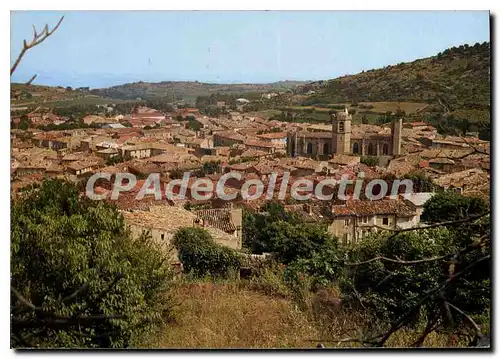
332,107,352,155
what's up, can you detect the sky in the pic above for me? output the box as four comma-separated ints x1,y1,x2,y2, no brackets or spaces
10,11,490,88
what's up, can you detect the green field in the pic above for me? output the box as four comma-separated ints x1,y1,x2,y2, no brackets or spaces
244,109,282,119
282,101,428,115
11,95,137,107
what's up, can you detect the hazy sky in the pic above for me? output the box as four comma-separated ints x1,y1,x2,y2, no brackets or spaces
10,11,490,88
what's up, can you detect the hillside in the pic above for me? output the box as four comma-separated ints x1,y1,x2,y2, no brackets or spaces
10,83,132,107
296,42,490,111
151,282,319,348
90,80,307,101
147,281,464,349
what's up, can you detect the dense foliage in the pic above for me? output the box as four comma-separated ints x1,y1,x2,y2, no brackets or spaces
242,193,490,346
360,156,379,167
243,202,337,264
11,179,173,348
421,190,488,223
172,227,242,278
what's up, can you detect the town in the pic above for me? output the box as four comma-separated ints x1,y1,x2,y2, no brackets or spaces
9,10,491,350
10,99,490,261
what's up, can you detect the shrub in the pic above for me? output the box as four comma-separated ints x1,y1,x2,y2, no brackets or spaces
172,227,242,278
345,224,490,331
360,156,379,167
246,263,291,298
243,202,338,264
284,239,345,290
345,229,456,323
11,179,173,348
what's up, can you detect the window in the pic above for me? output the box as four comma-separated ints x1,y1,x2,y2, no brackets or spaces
362,216,368,224
339,122,344,133
306,142,313,154
344,233,350,244
161,233,165,240
344,219,350,226
368,143,374,155
353,142,359,154
382,143,389,155
323,142,330,155
382,217,389,225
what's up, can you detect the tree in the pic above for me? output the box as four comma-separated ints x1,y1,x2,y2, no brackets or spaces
168,168,184,180
186,119,201,131
347,228,457,322
11,179,173,348
172,227,242,278
395,106,406,117
421,191,488,224
105,154,125,166
243,202,337,264
17,116,31,130
344,220,490,347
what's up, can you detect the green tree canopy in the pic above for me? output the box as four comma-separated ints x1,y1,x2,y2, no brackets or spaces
172,227,242,278
11,179,172,348
421,191,488,224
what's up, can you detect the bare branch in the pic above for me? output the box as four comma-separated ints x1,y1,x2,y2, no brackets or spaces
412,305,442,347
70,273,123,319
11,286,40,311
10,16,64,76
305,335,383,347
345,232,489,267
387,212,489,237
345,253,452,266
62,283,89,304
349,213,489,242
446,302,481,334
11,273,124,347
376,254,490,346
25,74,37,85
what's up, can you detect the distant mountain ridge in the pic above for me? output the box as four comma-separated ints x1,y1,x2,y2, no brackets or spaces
90,80,308,100
11,42,490,113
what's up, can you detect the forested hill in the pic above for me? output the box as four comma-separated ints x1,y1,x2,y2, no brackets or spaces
90,80,307,100
296,42,490,111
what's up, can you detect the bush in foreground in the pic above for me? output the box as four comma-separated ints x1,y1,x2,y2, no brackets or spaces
172,227,242,278
11,179,173,348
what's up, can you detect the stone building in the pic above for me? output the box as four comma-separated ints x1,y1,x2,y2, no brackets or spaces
287,108,403,160
122,205,242,265
328,197,418,245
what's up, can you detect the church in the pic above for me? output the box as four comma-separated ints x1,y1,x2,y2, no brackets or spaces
286,108,403,160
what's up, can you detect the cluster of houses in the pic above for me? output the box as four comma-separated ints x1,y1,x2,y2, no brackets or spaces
11,104,490,265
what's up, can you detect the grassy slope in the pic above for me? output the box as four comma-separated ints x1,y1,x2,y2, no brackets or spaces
148,281,463,349
152,282,319,348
